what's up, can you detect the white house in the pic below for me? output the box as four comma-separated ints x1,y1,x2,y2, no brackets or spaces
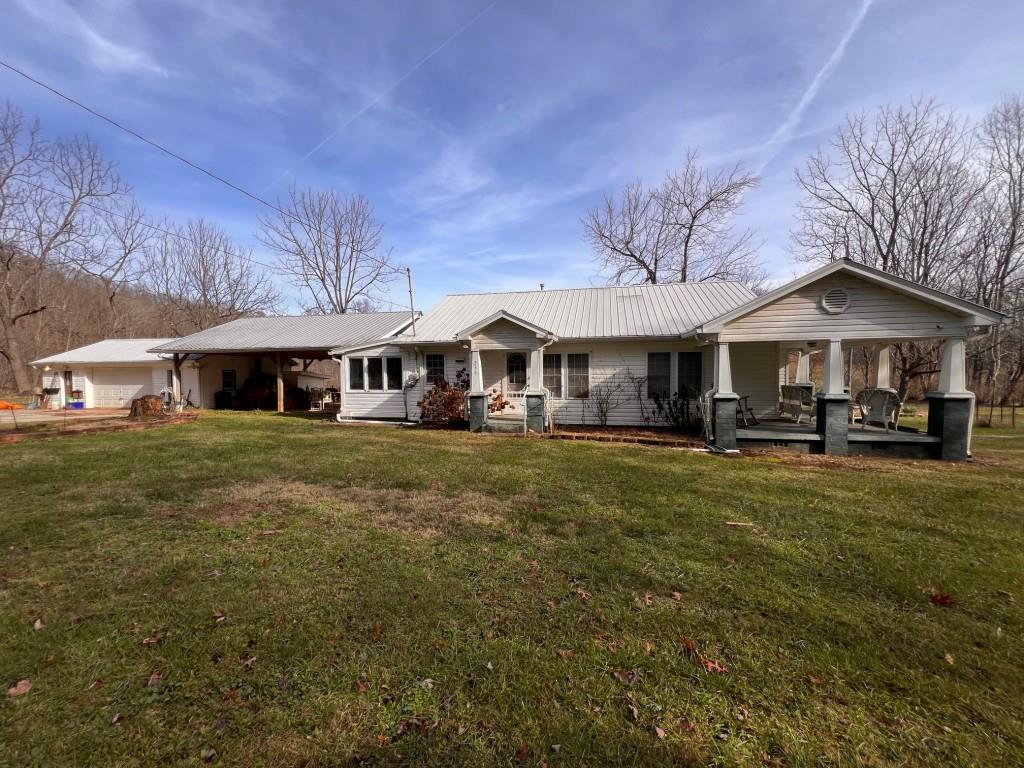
332,260,1004,460
29,261,1003,460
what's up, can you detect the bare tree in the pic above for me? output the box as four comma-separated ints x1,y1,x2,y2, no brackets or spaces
258,186,394,314
793,97,986,399
584,154,764,288
583,180,675,284
970,96,1024,403
143,219,278,334
660,151,764,286
0,103,137,392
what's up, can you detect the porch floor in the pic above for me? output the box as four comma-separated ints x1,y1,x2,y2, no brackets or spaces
736,417,940,444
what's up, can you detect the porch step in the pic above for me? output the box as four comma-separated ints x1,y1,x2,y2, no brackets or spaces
482,416,529,434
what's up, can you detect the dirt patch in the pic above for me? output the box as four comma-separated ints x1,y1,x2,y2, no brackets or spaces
331,487,514,539
159,479,521,538
744,450,933,473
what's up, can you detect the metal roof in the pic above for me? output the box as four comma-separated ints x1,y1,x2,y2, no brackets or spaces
148,312,415,354
391,282,756,343
31,339,177,366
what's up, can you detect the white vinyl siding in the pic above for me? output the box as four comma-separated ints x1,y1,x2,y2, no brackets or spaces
719,273,965,342
471,319,539,350
730,342,782,418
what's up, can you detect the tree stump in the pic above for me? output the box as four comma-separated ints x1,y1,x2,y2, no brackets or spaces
129,395,164,420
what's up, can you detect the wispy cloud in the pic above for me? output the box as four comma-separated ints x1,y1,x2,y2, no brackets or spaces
15,0,169,77
756,0,873,172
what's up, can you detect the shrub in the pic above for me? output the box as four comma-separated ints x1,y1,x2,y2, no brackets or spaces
418,368,469,426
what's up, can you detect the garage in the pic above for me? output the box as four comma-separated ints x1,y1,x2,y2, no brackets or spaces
91,366,156,408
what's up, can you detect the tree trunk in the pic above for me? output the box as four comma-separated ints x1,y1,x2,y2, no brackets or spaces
0,323,34,393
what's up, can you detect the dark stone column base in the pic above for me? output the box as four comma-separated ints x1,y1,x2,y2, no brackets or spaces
468,393,488,432
525,392,546,433
926,393,974,460
816,394,850,455
712,395,739,450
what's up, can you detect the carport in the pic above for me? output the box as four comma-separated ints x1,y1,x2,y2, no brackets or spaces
147,313,417,412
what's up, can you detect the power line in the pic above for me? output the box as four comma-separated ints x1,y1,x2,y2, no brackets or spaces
0,58,399,275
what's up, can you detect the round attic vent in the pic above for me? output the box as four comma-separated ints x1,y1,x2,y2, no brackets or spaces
821,287,850,314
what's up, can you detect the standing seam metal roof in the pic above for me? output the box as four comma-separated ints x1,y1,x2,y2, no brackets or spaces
31,339,178,366
147,312,414,353
393,282,755,343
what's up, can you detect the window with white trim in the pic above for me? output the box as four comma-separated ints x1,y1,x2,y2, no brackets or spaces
647,352,671,399
543,353,562,398
425,353,445,385
678,351,703,397
348,358,364,390
367,358,384,391
386,357,403,391
567,353,590,399
348,356,404,392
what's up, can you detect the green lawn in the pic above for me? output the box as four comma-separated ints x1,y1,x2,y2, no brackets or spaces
2,413,1023,767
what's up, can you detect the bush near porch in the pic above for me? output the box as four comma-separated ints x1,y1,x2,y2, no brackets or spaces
1,412,1022,766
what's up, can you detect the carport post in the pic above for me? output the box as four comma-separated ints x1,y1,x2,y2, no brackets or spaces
276,352,284,413
172,354,182,411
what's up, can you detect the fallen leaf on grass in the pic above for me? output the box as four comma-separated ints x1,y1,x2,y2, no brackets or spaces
642,640,654,656
612,668,642,685
33,618,44,631
807,674,822,685
515,742,530,761
670,591,684,602
240,653,256,669
371,624,382,641
257,529,283,537
141,631,165,646
944,653,956,665
419,678,435,690
201,747,217,763
355,680,370,693
921,585,955,607
111,713,123,725
8,679,31,697
627,703,640,721
678,635,728,674
654,725,666,740
146,671,163,688
574,586,591,602
556,649,576,661
213,611,227,624
643,593,654,606
258,557,270,568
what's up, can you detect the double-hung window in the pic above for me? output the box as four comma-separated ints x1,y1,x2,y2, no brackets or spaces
647,352,671,399
348,358,364,390
678,351,703,397
543,353,562,398
567,353,590,399
425,354,445,386
221,369,237,392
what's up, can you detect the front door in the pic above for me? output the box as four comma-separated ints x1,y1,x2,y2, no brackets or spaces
504,352,528,401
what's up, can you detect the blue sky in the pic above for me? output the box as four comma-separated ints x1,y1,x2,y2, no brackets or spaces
5,0,1024,313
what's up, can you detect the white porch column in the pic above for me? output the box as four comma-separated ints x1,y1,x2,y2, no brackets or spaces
822,339,845,395
871,345,891,388
713,341,735,396
470,347,484,392
336,357,347,418
795,350,811,384
938,337,968,394
528,346,543,391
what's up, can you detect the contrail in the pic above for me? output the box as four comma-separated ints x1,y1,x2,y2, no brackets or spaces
757,0,873,173
264,0,500,192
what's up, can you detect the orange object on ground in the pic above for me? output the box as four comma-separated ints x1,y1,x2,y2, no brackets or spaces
0,401,26,410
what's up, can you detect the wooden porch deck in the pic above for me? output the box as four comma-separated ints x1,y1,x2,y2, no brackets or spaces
736,418,940,445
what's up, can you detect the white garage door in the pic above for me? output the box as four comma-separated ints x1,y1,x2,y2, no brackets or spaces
92,367,153,408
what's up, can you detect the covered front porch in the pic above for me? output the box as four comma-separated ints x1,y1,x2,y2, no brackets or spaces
709,336,973,460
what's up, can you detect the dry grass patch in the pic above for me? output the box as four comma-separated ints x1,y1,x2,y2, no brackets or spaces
328,487,521,539
155,479,329,525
